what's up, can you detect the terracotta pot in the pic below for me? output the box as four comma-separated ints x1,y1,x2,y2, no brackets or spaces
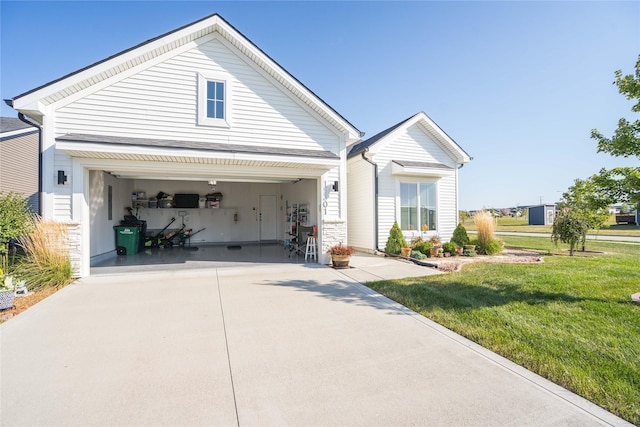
455,247,464,256
331,254,351,268
400,247,412,257
430,247,439,257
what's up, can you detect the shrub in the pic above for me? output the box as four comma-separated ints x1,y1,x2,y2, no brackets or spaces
15,218,74,291
410,250,427,260
463,249,477,257
474,211,496,251
0,192,34,275
480,238,503,255
384,221,408,254
442,241,457,254
413,241,433,257
451,223,470,247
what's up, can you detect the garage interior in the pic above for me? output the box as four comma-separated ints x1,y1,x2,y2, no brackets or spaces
89,169,320,273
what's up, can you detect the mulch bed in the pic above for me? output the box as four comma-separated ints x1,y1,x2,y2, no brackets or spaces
409,248,545,272
0,287,62,322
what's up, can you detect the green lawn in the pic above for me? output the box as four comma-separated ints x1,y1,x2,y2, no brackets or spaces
366,236,640,424
463,215,640,236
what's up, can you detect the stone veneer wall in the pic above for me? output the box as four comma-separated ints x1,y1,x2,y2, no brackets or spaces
65,222,82,277
321,219,347,264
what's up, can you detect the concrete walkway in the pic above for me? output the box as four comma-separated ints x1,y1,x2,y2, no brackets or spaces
494,230,640,243
0,255,632,426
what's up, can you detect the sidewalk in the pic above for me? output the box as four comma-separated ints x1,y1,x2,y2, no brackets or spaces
493,230,640,243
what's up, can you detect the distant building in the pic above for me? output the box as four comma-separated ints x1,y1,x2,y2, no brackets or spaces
0,117,39,213
528,204,556,226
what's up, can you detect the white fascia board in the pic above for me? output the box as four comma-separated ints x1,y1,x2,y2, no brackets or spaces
55,141,340,167
11,16,223,113
12,14,361,142
0,127,38,139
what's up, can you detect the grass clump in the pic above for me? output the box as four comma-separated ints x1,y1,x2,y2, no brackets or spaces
474,211,503,255
16,218,74,291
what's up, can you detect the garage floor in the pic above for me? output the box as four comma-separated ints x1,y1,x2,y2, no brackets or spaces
91,242,309,275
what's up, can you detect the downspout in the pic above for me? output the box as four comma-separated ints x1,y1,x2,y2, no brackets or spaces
361,150,380,251
17,113,43,216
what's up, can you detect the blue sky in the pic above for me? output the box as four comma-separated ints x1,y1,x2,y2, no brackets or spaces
1,1,638,210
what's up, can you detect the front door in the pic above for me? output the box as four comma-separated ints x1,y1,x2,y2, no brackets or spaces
259,195,277,241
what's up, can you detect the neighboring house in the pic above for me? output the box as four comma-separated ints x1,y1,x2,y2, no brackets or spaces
0,117,40,213
6,13,362,277
528,204,557,226
347,112,471,252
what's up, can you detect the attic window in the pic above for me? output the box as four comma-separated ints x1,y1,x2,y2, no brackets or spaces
198,72,231,128
206,81,225,119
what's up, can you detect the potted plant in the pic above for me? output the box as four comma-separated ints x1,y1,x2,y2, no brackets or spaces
328,243,355,268
442,241,457,257
0,269,16,311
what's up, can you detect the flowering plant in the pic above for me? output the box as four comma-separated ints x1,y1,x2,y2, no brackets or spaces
0,268,25,292
327,243,355,256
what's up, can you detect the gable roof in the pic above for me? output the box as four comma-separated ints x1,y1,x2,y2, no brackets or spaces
0,116,38,140
6,13,362,141
1,117,34,133
348,112,472,164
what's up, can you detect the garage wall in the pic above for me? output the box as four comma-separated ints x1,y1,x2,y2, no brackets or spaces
280,178,318,230
89,171,134,257
132,180,283,243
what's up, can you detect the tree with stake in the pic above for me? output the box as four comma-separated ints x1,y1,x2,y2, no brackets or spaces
551,208,588,256
560,177,611,251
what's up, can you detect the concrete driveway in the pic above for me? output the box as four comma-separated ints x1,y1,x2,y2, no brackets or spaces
0,256,631,426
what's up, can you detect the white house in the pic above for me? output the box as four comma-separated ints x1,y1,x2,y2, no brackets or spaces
7,13,362,276
347,112,471,252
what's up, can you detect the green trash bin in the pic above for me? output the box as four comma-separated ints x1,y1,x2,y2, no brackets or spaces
113,226,140,255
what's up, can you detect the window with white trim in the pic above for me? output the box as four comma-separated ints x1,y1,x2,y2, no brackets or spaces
400,182,437,231
206,80,225,119
198,72,230,127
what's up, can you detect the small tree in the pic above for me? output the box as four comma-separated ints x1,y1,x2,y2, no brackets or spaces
551,208,588,256
0,193,34,274
384,220,408,254
561,177,611,251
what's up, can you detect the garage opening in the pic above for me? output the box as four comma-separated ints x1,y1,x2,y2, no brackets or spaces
89,171,320,274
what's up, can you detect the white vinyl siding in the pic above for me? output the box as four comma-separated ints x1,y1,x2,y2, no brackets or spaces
55,37,340,153
372,122,459,244
347,156,375,250
52,151,72,220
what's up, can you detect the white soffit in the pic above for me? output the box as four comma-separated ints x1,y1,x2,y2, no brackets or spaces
391,160,454,177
